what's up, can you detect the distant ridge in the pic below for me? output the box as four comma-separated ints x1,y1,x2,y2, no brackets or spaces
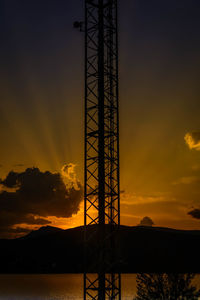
1,225,200,273
23,226,65,239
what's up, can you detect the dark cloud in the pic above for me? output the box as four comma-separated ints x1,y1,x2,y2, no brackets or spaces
0,211,51,228
188,209,200,220
138,216,154,227
0,168,83,238
0,227,32,239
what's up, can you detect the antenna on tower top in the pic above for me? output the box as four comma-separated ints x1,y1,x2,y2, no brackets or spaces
73,21,84,32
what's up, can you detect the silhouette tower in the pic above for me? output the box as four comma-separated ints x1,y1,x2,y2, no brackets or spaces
83,0,120,299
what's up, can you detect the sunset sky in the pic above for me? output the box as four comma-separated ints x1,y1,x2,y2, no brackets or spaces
1,0,200,238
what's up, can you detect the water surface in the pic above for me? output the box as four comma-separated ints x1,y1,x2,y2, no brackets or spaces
0,274,200,300
0,274,137,300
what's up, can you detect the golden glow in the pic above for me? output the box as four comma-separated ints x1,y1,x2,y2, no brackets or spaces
1,31,200,236
185,132,200,151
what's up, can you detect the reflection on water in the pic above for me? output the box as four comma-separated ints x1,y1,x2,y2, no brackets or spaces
0,274,136,300
0,274,199,300
0,274,83,300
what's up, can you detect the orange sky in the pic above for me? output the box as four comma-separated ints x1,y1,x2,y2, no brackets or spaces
1,0,200,238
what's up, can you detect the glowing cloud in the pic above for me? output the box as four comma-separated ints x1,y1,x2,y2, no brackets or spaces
184,132,200,151
61,163,79,189
0,167,83,238
173,176,199,185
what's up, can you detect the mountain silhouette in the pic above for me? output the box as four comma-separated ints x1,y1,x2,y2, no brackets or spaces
24,226,65,239
1,225,200,273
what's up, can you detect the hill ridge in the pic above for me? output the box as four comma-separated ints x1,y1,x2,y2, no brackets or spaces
1,225,200,273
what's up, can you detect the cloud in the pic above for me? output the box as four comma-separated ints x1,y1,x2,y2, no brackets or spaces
138,216,154,227
173,176,199,185
121,191,166,206
185,132,200,151
61,163,79,189
0,167,83,238
188,209,200,220
0,211,51,228
0,226,31,239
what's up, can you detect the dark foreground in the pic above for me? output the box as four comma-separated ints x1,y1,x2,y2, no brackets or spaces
1,225,200,273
